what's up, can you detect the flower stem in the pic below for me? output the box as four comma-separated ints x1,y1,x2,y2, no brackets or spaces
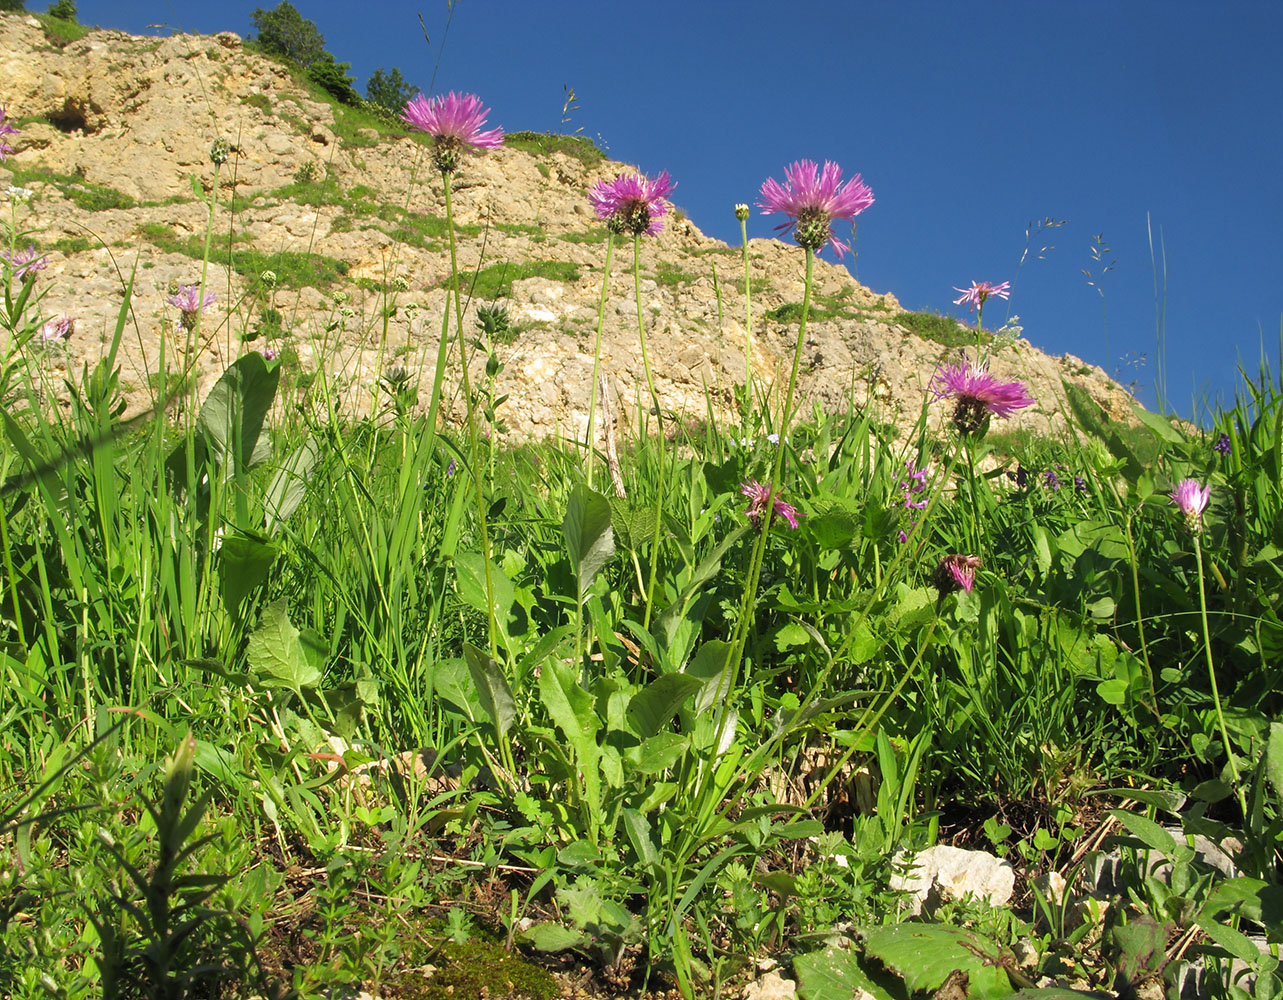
1193,533,1247,817
1123,511,1160,719
739,214,754,426
443,173,500,663
584,233,616,489
635,235,666,632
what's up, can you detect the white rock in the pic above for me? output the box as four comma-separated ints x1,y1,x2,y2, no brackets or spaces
890,845,1015,917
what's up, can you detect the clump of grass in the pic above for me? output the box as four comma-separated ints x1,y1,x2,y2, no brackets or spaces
241,92,274,116
652,261,693,288
6,166,135,211
896,309,986,348
505,130,606,167
463,260,580,299
34,13,92,47
559,228,608,246
138,221,348,288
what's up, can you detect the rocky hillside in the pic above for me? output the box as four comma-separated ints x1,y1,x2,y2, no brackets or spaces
0,13,1137,442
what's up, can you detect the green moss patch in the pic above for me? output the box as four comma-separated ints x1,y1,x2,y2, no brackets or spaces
505,130,606,167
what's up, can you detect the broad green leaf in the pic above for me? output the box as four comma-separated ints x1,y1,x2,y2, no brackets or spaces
264,434,320,534
454,551,516,642
247,600,320,693
635,732,688,774
218,531,277,621
621,808,659,867
1131,404,1186,444
860,923,1013,999
519,922,585,953
627,673,703,738
1266,722,1283,801
686,640,734,715
1109,809,1179,853
793,946,894,1000
1096,787,1186,814
433,657,478,721
463,643,515,738
538,659,602,833
562,484,615,607
197,352,280,477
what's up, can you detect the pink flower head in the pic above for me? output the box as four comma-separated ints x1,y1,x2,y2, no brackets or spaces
400,91,503,172
167,284,216,330
588,170,676,237
757,159,874,258
40,315,73,341
741,479,801,530
1169,478,1210,531
930,357,1034,435
953,280,1011,313
934,553,982,598
2,244,49,283
0,106,17,161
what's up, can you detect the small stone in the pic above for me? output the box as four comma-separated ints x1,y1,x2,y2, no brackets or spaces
744,970,796,1000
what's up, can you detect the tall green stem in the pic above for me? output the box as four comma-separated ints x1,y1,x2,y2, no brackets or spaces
443,173,499,663
584,233,615,489
635,235,666,631
739,215,754,425
1193,534,1246,817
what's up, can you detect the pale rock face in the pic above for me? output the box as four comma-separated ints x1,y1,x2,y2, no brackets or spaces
0,14,1139,440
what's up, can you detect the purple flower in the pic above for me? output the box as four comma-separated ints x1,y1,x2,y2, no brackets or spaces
1213,433,1231,456
757,159,874,258
741,479,800,530
934,553,982,598
39,315,73,341
2,244,49,282
1006,464,1029,489
1043,469,1061,490
167,284,216,331
953,280,1011,313
898,460,929,509
930,358,1034,435
1074,475,1088,492
260,346,279,361
1169,478,1210,532
401,91,503,173
0,106,17,161
588,170,676,237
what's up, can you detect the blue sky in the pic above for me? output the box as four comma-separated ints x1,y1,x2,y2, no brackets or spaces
82,1,1283,420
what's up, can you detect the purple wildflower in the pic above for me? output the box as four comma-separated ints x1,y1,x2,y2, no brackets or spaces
1006,464,1029,489
1074,475,1088,492
930,358,1034,435
953,280,1011,313
896,460,930,543
2,244,49,283
39,315,73,341
0,106,17,161
167,284,216,331
1169,478,1210,532
260,346,279,361
757,159,874,258
934,553,982,599
1213,433,1231,456
741,479,800,530
588,170,676,237
401,91,503,173
1043,469,1061,490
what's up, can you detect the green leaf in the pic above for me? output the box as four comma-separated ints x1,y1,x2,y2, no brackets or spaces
1109,809,1179,854
621,808,659,867
1266,722,1283,801
247,600,321,693
562,484,615,607
1096,788,1186,814
685,640,734,715
635,732,688,774
860,923,1013,999
519,922,586,953
264,434,320,534
626,673,703,738
463,643,515,738
218,530,277,621
1131,404,1186,445
454,551,515,642
793,946,895,1000
538,659,602,832
197,352,280,476
432,657,477,721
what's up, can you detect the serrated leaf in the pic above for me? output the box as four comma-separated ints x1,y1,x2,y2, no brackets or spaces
247,600,320,693
519,922,586,953
860,923,1012,998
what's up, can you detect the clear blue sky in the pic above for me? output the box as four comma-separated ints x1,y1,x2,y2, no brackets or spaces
81,1,1283,420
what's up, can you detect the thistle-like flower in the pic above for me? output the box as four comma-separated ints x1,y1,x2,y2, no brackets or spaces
1,244,49,283
209,137,230,166
0,106,17,162
741,479,800,530
167,284,216,331
930,357,1034,435
401,91,503,173
757,159,874,257
39,315,73,341
734,203,750,222
1169,478,1211,532
953,280,1011,312
588,170,676,237
933,553,982,599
